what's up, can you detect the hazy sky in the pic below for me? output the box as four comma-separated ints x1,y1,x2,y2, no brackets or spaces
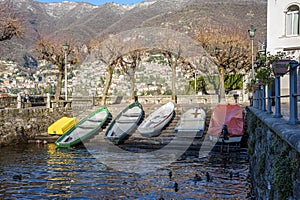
36,0,145,5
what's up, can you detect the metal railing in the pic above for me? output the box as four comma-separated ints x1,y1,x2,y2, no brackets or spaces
252,60,300,125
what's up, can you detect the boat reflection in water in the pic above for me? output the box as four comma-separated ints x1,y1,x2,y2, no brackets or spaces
0,142,250,199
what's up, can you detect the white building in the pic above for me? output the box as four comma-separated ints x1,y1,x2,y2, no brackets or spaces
267,0,300,95
267,0,300,56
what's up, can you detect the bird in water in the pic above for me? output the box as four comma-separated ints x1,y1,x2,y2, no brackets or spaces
13,174,22,181
174,182,179,192
206,172,213,182
229,171,240,179
193,174,202,182
168,170,172,180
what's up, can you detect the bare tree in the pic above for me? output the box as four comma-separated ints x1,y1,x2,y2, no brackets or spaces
88,27,217,104
117,49,143,101
0,1,23,41
161,48,187,101
149,47,188,101
90,37,124,105
36,39,78,101
195,25,251,101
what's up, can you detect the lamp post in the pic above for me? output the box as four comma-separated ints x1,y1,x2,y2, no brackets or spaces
62,41,69,101
248,25,256,80
194,72,197,95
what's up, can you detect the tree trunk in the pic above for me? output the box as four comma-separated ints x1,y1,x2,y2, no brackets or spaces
219,67,226,103
55,71,63,102
129,67,135,101
171,65,176,102
101,67,113,105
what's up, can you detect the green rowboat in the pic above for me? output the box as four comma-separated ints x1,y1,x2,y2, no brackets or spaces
55,107,111,148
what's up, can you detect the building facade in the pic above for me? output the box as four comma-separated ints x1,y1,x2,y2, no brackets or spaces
267,0,300,56
267,0,300,96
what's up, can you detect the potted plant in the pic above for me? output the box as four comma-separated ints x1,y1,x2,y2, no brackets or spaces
272,59,290,76
254,51,293,86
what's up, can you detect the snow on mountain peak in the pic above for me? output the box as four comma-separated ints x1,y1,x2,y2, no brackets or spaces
113,1,157,11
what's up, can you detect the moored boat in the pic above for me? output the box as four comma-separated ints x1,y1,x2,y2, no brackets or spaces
207,104,244,143
55,107,111,148
138,102,174,137
174,106,206,137
48,117,78,135
104,102,144,145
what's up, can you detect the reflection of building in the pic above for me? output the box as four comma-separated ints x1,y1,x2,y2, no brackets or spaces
267,0,300,96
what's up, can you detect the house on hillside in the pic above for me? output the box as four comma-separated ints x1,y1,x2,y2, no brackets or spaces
267,0,300,96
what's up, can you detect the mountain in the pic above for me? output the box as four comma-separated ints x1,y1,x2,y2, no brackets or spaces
0,0,267,64
142,0,267,36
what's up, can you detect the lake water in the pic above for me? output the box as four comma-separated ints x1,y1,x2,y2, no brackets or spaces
0,143,251,199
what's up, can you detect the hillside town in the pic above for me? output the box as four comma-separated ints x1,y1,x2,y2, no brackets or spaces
0,58,194,97
0,56,199,96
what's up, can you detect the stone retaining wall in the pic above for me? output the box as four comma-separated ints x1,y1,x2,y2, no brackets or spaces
246,107,300,200
0,96,17,108
0,107,72,147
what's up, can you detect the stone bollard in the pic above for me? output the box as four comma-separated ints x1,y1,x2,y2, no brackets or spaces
261,85,266,111
267,84,273,114
274,76,282,118
17,93,22,109
46,93,51,108
289,60,299,124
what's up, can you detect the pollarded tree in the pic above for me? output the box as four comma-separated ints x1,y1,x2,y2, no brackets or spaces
161,48,184,101
36,39,78,101
90,37,124,105
159,39,191,101
195,25,252,102
0,1,23,41
148,47,189,101
117,49,143,101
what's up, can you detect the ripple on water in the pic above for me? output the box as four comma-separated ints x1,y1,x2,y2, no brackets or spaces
0,143,251,199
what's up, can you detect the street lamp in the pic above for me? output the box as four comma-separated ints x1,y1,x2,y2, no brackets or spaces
194,72,197,95
248,25,256,80
62,41,69,101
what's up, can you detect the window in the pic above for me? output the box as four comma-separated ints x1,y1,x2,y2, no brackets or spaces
286,5,300,36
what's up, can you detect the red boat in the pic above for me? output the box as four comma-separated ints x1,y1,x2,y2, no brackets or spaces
207,104,244,143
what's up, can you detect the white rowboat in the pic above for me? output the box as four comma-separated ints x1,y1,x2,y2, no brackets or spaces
138,102,174,137
174,106,206,137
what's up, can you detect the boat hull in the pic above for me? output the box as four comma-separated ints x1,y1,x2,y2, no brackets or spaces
174,106,206,137
207,104,244,144
55,107,110,148
104,102,144,145
138,102,175,137
209,135,243,143
48,117,78,135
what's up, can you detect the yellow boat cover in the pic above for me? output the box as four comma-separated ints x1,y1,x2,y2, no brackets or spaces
48,117,77,135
